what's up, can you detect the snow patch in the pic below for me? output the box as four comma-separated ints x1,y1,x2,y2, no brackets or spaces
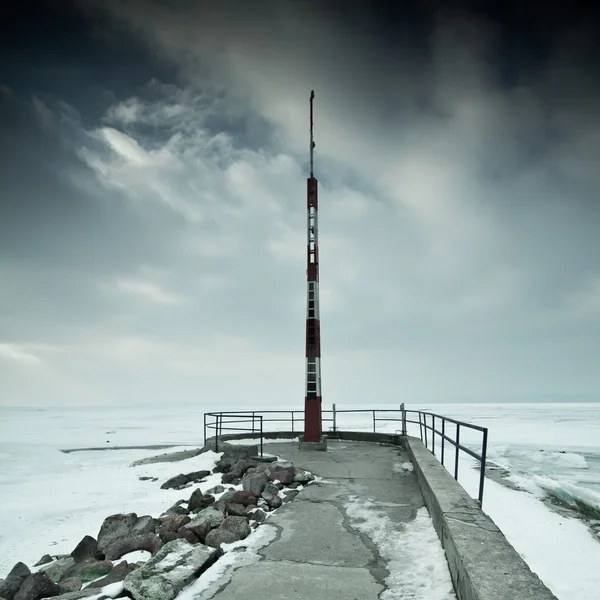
175,525,278,600
344,496,456,599
119,550,151,564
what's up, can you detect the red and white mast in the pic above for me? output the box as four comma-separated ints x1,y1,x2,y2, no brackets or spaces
303,90,323,443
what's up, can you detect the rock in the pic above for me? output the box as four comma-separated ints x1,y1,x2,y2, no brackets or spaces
287,481,302,489
221,516,251,539
182,519,211,543
132,515,157,536
50,589,108,599
39,557,75,584
0,562,31,600
159,531,179,544
160,514,191,534
218,490,236,504
231,491,257,507
204,515,251,548
123,539,219,600
164,502,189,516
229,459,252,479
220,473,237,484
206,485,225,495
70,536,98,564
97,513,162,560
96,513,137,555
293,469,315,484
248,509,266,523
63,558,113,584
175,528,200,545
87,560,137,589
57,578,81,592
269,495,283,509
102,533,163,561
268,462,296,485
225,503,247,517
188,489,215,512
14,572,61,600
213,458,233,473
160,474,188,490
283,490,299,502
160,470,210,490
263,482,280,496
186,470,211,482
204,529,242,548
34,555,53,567
193,507,225,528
242,472,269,496
252,455,277,463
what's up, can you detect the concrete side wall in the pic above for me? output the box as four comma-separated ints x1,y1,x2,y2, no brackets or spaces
404,436,558,600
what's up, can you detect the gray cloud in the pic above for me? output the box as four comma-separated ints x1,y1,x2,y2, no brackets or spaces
1,2,599,406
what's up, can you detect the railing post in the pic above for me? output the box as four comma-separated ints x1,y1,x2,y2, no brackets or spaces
203,413,207,447
401,403,406,435
372,410,376,433
441,418,445,466
333,403,337,433
291,411,295,433
423,414,428,449
215,414,220,453
478,428,488,506
260,416,264,458
418,412,423,442
432,415,436,456
454,423,460,480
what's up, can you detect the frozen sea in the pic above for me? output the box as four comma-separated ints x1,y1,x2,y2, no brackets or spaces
1,402,600,599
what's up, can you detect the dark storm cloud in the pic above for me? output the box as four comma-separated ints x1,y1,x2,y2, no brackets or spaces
1,0,599,405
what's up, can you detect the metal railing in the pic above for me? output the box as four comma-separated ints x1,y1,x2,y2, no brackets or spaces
404,410,488,505
203,406,488,505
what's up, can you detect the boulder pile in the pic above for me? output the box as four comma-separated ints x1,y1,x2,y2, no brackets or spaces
0,453,315,600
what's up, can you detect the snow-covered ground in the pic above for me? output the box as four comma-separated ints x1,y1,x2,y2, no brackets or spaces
1,402,600,599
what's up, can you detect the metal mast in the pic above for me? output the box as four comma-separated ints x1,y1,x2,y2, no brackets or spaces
303,90,323,443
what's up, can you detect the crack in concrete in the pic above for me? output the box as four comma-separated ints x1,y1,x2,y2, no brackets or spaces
444,511,500,533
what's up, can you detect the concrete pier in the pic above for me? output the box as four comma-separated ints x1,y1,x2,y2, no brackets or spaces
206,440,440,599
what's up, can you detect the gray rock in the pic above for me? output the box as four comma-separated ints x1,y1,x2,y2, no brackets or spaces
159,514,191,535
242,472,269,496
163,501,189,516
188,489,215,512
14,572,61,600
70,536,98,564
293,469,315,483
34,555,53,567
123,539,218,600
63,558,113,584
269,494,283,509
248,509,267,523
206,485,225,495
221,516,251,540
186,470,211,482
86,560,136,589
230,491,257,507
57,578,81,592
176,528,200,545
283,490,299,502
263,482,280,496
96,513,137,555
182,519,211,543
50,590,109,600
268,462,296,485
225,503,247,517
102,533,163,561
0,561,31,599
287,481,302,489
132,515,157,536
218,490,236,505
213,458,233,473
160,474,188,490
204,528,242,548
39,557,75,584
229,459,252,479
195,507,226,528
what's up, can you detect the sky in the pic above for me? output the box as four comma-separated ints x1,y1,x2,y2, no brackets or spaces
1,0,599,408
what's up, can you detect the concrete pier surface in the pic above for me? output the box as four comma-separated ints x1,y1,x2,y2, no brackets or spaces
206,439,456,599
